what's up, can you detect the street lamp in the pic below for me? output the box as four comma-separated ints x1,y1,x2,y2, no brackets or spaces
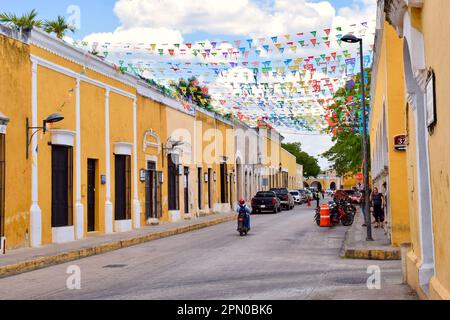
26,113,65,159
341,34,373,241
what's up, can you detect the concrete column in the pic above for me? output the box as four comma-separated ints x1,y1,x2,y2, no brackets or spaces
75,77,84,240
132,98,141,229
30,59,42,248
104,89,113,234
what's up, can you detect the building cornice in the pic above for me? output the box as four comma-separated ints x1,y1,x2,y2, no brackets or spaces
29,28,138,88
384,0,423,37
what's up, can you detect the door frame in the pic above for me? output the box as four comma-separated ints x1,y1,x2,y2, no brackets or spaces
51,145,73,228
87,159,98,232
184,166,190,214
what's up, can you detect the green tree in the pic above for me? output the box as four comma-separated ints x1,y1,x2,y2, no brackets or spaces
322,68,372,176
282,142,321,178
43,15,75,39
322,131,368,176
0,9,42,30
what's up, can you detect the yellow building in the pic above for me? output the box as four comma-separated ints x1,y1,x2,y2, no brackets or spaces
280,148,297,190
372,0,450,299
0,26,240,250
369,20,410,247
0,24,303,257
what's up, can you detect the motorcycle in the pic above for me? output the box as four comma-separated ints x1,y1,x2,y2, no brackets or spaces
329,200,356,226
237,212,250,236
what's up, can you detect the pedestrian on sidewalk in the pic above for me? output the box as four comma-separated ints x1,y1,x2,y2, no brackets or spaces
360,190,368,227
370,187,385,229
314,190,320,208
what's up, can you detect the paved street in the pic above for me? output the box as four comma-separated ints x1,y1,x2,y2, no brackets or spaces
0,203,416,300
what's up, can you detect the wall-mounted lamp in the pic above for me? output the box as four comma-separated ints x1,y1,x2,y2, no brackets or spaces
161,139,185,168
26,114,64,159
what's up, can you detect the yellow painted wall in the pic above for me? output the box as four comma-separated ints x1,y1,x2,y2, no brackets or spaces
421,0,450,299
0,34,31,249
136,95,167,225
281,148,297,189
166,107,196,219
370,22,411,246
197,111,217,210
36,65,77,245
79,82,107,234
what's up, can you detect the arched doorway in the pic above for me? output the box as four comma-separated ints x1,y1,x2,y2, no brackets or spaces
330,182,336,190
303,182,309,188
311,181,322,192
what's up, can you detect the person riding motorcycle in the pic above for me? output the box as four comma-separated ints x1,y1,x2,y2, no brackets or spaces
236,199,251,231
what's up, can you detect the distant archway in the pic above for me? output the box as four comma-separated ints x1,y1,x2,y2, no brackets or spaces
311,181,322,192
303,182,309,188
330,182,336,190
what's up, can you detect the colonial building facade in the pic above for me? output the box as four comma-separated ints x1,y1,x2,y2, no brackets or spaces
0,25,301,252
371,0,450,299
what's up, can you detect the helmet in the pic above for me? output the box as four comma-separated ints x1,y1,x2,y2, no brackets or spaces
239,199,246,205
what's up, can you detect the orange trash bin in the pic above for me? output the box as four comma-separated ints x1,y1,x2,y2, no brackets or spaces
320,204,331,227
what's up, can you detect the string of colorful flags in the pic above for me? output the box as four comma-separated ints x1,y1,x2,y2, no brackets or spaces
73,20,375,134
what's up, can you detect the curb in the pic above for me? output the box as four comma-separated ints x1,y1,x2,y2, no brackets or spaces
342,247,401,260
0,213,237,279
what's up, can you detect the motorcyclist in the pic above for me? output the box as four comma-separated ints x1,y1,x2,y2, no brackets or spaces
236,199,251,230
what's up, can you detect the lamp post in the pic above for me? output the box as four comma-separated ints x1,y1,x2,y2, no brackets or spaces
341,34,373,241
26,113,64,159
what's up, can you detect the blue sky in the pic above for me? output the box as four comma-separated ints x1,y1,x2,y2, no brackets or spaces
1,0,362,39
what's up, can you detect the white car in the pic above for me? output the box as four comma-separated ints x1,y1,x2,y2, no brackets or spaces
290,190,302,205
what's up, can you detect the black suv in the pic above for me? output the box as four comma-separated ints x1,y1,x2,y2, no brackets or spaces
270,188,295,210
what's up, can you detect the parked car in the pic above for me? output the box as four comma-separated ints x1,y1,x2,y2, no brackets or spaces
298,190,309,204
290,190,302,205
270,188,295,210
251,191,281,214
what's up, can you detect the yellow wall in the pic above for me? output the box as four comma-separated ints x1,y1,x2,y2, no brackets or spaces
370,22,411,246
281,148,297,189
421,0,450,299
136,95,167,225
0,34,31,249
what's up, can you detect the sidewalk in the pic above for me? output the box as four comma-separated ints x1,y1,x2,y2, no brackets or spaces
341,209,401,260
0,211,236,278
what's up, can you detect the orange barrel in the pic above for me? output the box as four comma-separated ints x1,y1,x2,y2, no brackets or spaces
320,204,331,227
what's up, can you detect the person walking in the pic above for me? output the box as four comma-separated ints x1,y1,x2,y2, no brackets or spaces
315,190,320,208
360,190,368,227
370,187,385,229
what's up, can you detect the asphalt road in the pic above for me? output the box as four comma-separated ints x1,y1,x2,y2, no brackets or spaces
0,202,416,300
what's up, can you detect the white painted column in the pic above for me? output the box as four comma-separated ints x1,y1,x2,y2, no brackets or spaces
104,89,113,234
132,98,141,229
75,77,84,240
30,60,42,248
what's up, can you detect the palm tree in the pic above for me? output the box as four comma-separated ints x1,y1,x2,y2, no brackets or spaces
43,15,75,39
0,9,42,31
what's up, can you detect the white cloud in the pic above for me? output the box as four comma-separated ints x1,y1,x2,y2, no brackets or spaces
110,0,337,37
83,26,183,44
